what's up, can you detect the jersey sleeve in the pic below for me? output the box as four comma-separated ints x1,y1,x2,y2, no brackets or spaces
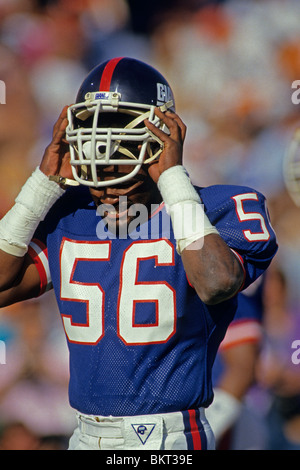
28,237,52,296
199,184,278,289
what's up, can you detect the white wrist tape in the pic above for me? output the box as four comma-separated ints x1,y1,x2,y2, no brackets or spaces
205,388,242,442
0,167,64,257
157,166,219,254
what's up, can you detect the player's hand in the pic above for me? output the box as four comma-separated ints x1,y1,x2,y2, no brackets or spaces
145,108,186,183
39,105,73,181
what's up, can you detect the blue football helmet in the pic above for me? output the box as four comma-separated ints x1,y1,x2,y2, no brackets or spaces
66,57,175,187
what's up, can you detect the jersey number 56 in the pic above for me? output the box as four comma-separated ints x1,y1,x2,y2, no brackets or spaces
60,238,177,346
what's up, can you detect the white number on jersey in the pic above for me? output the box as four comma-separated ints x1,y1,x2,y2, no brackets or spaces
232,193,271,242
60,238,176,345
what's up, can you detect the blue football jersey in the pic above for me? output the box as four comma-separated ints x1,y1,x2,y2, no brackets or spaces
28,184,277,416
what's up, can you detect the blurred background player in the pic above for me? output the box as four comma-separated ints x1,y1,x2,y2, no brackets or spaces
264,128,300,450
207,278,265,449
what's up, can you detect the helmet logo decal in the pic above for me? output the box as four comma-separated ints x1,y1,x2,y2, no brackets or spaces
131,424,156,445
157,83,173,106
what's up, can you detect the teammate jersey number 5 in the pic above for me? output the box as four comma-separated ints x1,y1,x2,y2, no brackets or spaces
60,238,177,346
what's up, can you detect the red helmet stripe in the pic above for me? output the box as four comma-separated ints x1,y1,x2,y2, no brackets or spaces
99,57,123,91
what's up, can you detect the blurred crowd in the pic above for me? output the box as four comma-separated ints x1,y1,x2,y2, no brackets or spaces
1,0,300,450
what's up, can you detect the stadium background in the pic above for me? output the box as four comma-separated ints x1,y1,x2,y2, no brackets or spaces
0,0,300,450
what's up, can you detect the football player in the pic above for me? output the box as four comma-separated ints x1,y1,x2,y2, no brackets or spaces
207,278,265,449
0,57,277,450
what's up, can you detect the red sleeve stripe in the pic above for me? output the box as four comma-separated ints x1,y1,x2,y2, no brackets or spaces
149,202,164,219
28,239,52,295
220,319,262,350
99,57,123,91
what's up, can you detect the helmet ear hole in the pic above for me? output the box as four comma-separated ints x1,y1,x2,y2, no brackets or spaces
98,145,106,154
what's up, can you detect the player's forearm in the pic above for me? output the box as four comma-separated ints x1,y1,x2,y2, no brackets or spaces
157,166,244,304
0,168,63,292
181,234,244,305
0,252,40,307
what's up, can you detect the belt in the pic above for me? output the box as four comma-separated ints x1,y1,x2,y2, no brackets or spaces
76,409,210,450
77,408,207,438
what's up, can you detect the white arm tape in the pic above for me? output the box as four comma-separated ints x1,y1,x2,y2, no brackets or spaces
0,167,64,257
157,165,219,254
205,388,242,442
